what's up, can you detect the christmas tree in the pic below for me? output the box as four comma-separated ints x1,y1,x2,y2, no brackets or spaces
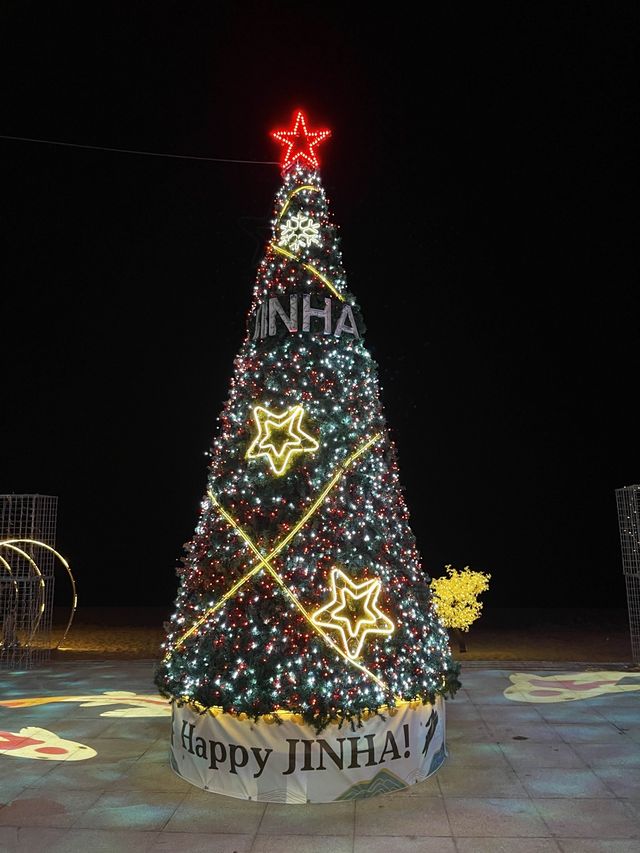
155,110,460,734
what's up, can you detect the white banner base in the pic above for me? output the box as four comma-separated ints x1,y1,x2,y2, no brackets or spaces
170,697,446,803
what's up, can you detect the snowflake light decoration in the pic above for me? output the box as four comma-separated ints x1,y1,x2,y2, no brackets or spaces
279,212,322,254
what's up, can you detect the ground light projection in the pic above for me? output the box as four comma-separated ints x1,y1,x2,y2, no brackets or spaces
0,728,97,761
2,671,636,770
504,671,640,702
153,110,460,801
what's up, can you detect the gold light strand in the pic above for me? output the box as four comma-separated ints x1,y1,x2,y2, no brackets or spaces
277,184,319,223
166,433,382,659
271,243,296,261
301,261,345,301
208,494,386,689
270,243,345,301
169,563,264,653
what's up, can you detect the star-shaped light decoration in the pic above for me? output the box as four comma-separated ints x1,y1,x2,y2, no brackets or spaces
246,404,319,476
271,109,331,172
311,567,395,660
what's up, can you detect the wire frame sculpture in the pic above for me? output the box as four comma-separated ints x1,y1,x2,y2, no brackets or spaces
615,484,640,663
0,495,76,668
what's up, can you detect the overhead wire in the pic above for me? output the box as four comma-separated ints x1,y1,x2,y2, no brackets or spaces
0,133,279,165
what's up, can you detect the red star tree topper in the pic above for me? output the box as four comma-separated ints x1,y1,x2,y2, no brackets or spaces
271,109,331,172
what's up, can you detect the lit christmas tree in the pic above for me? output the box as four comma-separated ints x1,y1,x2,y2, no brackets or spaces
155,110,460,738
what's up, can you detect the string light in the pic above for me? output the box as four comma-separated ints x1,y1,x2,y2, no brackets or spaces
165,433,382,663
277,184,320,223
269,244,345,301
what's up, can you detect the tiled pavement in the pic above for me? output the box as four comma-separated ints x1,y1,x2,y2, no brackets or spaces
1,660,639,852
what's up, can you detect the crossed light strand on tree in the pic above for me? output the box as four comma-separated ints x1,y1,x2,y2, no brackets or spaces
165,432,391,690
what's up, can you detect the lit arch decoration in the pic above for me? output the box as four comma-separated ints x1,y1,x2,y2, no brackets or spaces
0,540,77,650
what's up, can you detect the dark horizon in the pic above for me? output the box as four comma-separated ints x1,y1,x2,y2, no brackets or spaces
2,3,637,612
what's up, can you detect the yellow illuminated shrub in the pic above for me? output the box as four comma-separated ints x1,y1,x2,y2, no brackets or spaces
431,565,491,631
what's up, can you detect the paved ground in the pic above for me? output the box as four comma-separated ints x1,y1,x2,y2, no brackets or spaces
1,659,639,852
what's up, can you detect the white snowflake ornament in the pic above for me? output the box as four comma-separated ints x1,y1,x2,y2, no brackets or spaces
279,212,322,254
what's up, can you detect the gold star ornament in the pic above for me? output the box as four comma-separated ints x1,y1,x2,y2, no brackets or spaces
311,567,395,659
246,404,319,476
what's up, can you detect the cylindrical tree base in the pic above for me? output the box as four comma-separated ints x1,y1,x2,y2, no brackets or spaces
170,697,446,803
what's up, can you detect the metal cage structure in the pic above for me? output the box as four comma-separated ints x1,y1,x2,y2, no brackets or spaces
0,494,58,668
615,484,640,663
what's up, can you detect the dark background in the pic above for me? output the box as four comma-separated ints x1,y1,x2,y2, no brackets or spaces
1,2,637,611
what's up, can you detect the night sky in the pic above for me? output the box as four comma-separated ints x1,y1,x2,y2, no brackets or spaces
2,3,637,611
